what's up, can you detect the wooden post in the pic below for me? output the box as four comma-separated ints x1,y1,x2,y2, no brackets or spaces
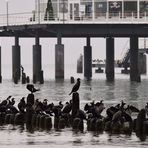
136,109,146,135
72,92,80,119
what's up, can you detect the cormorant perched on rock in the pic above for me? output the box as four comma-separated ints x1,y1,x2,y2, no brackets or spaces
125,105,139,115
95,100,105,115
0,95,11,106
69,78,81,95
62,100,72,114
76,109,87,120
9,98,15,106
26,84,39,93
18,97,26,113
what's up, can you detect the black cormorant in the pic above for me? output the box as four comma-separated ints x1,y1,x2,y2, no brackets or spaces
26,84,39,93
69,78,81,95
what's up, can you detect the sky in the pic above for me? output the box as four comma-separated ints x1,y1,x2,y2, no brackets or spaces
0,0,147,78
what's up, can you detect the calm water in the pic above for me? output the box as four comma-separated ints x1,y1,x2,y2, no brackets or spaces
0,66,148,148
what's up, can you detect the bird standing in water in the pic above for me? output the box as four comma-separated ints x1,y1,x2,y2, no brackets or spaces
69,78,81,95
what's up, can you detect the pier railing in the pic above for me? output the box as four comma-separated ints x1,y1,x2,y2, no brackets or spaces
1,11,148,26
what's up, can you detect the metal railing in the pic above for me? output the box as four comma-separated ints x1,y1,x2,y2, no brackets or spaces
1,11,148,26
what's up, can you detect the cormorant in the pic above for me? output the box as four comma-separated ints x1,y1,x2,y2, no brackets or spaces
18,97,26,113
0,95,11,106
26,84,40,93
9,98,15,106
69,78,81,95
62,100,72,114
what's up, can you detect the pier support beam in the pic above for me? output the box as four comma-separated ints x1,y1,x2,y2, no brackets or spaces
12,36,21,83
33,36,44,83
55,36,64,79
77,54,83,73
0,46,1,83
84,37,92,80
130,36,140,82
139,53,146,74
106,37,114,81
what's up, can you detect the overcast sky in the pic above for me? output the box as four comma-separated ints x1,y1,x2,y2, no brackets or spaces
1,0,146,78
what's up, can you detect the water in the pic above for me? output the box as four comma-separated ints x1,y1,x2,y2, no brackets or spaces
1,66,148,148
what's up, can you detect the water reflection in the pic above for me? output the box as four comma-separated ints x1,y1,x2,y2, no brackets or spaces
82,80,92,101
18,125,25,133
129,82,139,101
26,124,35,134
105,81,115,101
0,123,148,146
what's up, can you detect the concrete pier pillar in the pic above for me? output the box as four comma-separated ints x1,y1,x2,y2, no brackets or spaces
84,37,92,80
139,53,146,74
106,37,114,81
12,36,21,83
77,54,83,73
55,36,64,79
72,92,80,119
130,36,140,82
0,46,1,83
33,36,44,83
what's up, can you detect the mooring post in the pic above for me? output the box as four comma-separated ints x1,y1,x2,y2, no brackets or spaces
12,36,21,83
0,46,2,83
55,35,64,79
106,37,115,81
130,36,140,82
136,109,146,135
33,35,44,83
72,92,80,119
84,37,92,80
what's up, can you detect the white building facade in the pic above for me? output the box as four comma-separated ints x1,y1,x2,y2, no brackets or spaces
34,0,148,21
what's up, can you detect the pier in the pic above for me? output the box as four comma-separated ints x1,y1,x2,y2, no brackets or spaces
0,0,148,82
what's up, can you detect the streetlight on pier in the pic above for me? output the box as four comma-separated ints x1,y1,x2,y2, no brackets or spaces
5,0,9,26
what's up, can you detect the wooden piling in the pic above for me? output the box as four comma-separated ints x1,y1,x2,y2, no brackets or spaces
5,114,11,124
26,76,30,83
54,117,59,129
59,118,66,129
72,92,80,119
36,114,41,128
72,118,81,130
39,70,44,84
90,118,96,131
104,121,112,132
136,109,146,134
22,72,26,84
9,114,15,124
31,114,37,127
96,119,104,132
78,119,84,131
143,120,148,135
39,115,46,129
14,113,24,125
70,77,75,84
45,117,52,130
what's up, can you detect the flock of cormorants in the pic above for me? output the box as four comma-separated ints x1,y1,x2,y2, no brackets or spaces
0,79,148,138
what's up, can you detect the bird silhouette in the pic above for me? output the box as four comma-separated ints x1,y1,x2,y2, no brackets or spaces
26,84,40,93
69,78,81,95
